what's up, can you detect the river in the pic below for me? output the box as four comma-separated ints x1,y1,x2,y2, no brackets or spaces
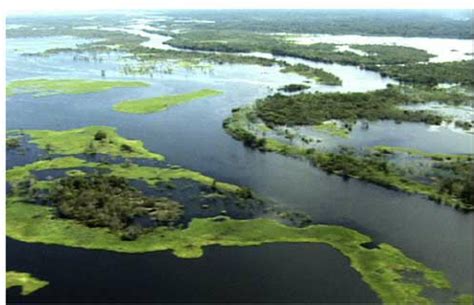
6,15,474,303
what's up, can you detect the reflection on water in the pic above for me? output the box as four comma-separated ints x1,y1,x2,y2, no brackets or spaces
6,239,380,303
273,120,474,154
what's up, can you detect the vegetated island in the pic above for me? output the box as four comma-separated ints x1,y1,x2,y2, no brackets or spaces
223,86,474,211
281,64,342,86
6,125,470,304
278,83,311,93
6,271,49,296
113,88,223,114
6,78,149,97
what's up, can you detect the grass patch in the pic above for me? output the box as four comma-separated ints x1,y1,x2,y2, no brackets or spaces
6,197,451,304
6,78,149,97
6,271,48,295
22,126,165,161
113,89,223,114
454,294,474,305
314,121,350,138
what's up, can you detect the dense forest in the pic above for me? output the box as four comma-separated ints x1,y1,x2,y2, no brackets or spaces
161,10,473,38
254,86,471,126
166,30,434,65
374,60,474,85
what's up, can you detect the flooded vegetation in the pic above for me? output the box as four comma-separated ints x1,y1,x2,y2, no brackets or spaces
5,8,473,304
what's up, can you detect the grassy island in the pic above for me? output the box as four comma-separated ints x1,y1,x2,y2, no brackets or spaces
6,79,149,97
113,89,223,114
281,64,342,86
6,271,49,295
22,126,165,161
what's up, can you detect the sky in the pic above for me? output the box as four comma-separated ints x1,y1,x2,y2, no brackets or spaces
4,0,474,13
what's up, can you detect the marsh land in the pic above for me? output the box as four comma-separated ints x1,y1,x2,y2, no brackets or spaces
5,9,474,304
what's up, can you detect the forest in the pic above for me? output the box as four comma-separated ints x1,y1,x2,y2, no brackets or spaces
254,86,469,126
374,60,474,85
159,10,473,38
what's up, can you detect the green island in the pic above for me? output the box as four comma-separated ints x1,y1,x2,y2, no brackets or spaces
113,89,223,114
6,78,149,97
6,271,49,295
278,83,311,93
281,64,342,85
21,126,165,161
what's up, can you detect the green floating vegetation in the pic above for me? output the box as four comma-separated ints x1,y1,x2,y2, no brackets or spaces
113,89,223,114
281,64,342,86
6,136,22,149
454,294,474,305
6,156,239,194
6,78,149,97
314,121,350,138
7,196,451,304
372,145,472,161
22,126,165,161
6,271,49,295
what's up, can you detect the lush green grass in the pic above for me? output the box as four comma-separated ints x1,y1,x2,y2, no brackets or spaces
314,121,350,138
6,79,149,97
113,89,223,114
22,126,165,161
6,196,452,304
280,64,342,86
6,271,49,295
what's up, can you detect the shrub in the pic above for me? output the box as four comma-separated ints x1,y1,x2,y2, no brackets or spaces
94,130,107,141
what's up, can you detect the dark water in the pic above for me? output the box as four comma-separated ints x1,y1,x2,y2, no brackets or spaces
6,35,474,302
6,238,380,303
